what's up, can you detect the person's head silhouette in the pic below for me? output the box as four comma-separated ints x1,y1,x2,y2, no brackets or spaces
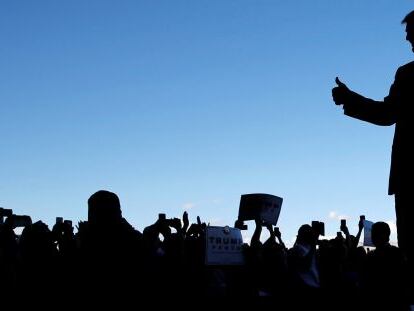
402,11,414,52
88,190,122,226
371,222,391,248
296,224,316,246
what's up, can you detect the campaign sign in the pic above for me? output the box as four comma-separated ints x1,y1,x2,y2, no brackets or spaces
205,226,244,266
363,220,375,247
238,193,283,225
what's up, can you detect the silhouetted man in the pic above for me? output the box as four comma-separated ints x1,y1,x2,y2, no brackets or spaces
332,11,414,270
77,190,143,299
362,222,409,308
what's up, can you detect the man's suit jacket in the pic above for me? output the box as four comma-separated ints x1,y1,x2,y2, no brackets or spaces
342,61,414,195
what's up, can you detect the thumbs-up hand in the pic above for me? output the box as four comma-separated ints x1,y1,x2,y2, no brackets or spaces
335,77,347,88
332,76,351,105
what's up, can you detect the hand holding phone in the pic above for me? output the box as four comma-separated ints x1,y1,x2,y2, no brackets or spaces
168,218,182,230
9,215,32,228
234,219,248,230
312,221,325,236
359,215,365,230
0,208,13,217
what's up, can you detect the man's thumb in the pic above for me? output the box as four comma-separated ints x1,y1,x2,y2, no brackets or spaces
335,77,346,87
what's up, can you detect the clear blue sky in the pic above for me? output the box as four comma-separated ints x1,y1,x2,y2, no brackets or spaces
1,0,412,244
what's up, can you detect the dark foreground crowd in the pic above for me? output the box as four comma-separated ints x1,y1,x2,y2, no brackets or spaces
0,190,411,310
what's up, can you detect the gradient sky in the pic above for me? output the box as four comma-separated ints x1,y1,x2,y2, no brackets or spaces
1,0,412,245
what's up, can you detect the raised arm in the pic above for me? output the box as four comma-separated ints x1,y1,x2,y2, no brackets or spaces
332,76,398,126
250,218,263,248
353,218,364,248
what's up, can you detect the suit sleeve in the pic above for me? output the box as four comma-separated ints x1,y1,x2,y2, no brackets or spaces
342,69,400,126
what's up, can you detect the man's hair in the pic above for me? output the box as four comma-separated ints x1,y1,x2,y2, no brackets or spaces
88,190,122,225
402,10,414,24
371,221,391,246
297,224,314,244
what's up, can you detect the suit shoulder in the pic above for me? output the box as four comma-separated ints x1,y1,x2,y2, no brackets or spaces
397,61,414,73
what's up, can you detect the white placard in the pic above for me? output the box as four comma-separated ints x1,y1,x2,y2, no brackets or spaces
205,226,244,266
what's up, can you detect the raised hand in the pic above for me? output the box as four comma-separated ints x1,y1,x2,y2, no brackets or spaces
251,217,263,247
197,216,207,231
265,223,274,237
332,77,352,105
274,226,282,239
169,217,182,232
182,211,189,234
358,218,365,231
340,222,350,236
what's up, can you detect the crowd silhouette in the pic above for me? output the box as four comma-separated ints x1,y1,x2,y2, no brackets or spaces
0,190,412,309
